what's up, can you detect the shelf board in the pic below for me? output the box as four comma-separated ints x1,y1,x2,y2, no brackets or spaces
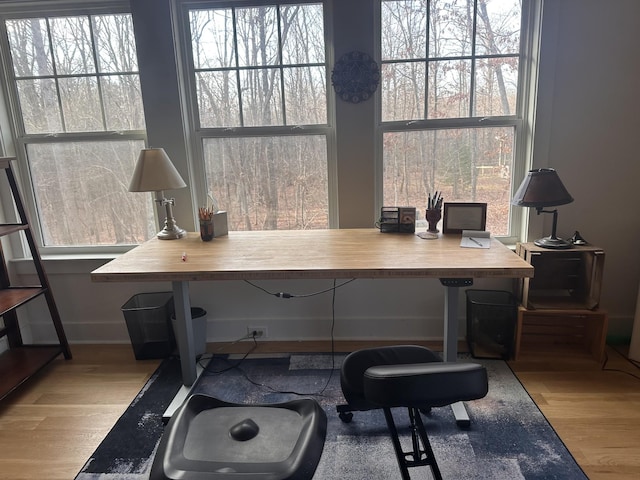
527,295,598,310
0,287,47,316
0,346,64,400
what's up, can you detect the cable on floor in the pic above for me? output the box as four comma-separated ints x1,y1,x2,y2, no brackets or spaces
201,279,343,397
600,345,640,381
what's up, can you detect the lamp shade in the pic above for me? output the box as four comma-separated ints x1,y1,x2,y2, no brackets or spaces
511,168,573,208
128,148,187,192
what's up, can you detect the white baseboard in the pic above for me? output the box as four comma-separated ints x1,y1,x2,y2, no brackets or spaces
27,314,453,344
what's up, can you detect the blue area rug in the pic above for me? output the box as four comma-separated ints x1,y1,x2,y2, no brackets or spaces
75,353,587,479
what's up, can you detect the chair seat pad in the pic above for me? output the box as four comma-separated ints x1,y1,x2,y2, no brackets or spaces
150,394,327,480
363,362,488,408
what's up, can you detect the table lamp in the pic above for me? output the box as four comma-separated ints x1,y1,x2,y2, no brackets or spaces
511,168,574,249
129,147,187,240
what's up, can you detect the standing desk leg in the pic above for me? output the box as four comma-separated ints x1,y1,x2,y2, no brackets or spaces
443,285,459,363
163,280,202,422
443,285,471,428
173,280,197,386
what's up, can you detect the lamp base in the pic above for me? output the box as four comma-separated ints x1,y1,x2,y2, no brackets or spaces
534,236,572,249
156,197,187,240
157,225,186,240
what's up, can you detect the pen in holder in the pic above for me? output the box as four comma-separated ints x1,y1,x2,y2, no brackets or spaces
199,207,214,241
426,208,442,233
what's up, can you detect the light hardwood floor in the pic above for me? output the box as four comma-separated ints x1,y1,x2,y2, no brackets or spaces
511,344,640,480
0,342,639,479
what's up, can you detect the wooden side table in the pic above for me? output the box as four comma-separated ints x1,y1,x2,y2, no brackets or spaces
513,242,607,361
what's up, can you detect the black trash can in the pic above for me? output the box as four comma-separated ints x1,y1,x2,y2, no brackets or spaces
465,289,517,360
121,292,175,360
171,307,207,359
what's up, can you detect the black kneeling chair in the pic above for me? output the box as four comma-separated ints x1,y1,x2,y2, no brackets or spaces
337,345,488,480
150,394,327,480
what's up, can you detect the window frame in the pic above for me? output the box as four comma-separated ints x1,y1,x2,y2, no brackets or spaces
175,0,338,229
374,0,541,245
0,0,148,255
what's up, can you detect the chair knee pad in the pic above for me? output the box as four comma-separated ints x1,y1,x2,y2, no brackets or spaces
363,362,488,408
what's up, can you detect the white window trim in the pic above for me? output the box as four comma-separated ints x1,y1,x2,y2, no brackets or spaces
0,0,147,256
373,0,543,245
175,0,338,227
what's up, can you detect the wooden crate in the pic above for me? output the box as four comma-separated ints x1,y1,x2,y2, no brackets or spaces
514,306,608,362
515,242,605,310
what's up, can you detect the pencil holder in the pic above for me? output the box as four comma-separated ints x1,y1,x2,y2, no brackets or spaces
426,208,442,233
199,219,214,241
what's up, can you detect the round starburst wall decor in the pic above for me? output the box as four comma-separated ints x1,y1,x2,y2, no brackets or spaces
331,50,380,104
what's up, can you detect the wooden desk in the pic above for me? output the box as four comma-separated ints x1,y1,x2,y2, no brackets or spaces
92,229,533,421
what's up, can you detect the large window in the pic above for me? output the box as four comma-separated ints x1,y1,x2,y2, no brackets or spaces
183,1,330,231
0,0,538,250
380,0,527,237
0,7,151,248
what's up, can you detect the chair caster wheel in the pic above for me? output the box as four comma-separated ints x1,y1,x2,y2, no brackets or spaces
339,411,353,423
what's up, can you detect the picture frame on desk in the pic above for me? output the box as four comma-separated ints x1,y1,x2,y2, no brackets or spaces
442,202,487,234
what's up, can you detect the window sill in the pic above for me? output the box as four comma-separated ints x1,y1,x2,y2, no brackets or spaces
10,254,120,275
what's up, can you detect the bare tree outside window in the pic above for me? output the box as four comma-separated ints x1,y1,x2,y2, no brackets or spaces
204,135,327,231
189,2,329,230
4,13,150,246
381,0,522,235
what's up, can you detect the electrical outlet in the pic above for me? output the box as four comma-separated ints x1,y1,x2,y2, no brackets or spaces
247,326,267,338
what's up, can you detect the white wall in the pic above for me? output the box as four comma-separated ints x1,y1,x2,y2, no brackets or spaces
531,0,640,338
8,0,640,345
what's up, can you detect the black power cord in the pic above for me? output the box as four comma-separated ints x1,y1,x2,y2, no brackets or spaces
243,278,356,298
601,345,640,381
198,332,258,375
203,279,346,396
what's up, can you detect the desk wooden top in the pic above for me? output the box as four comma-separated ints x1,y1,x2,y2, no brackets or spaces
91,229,533,282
